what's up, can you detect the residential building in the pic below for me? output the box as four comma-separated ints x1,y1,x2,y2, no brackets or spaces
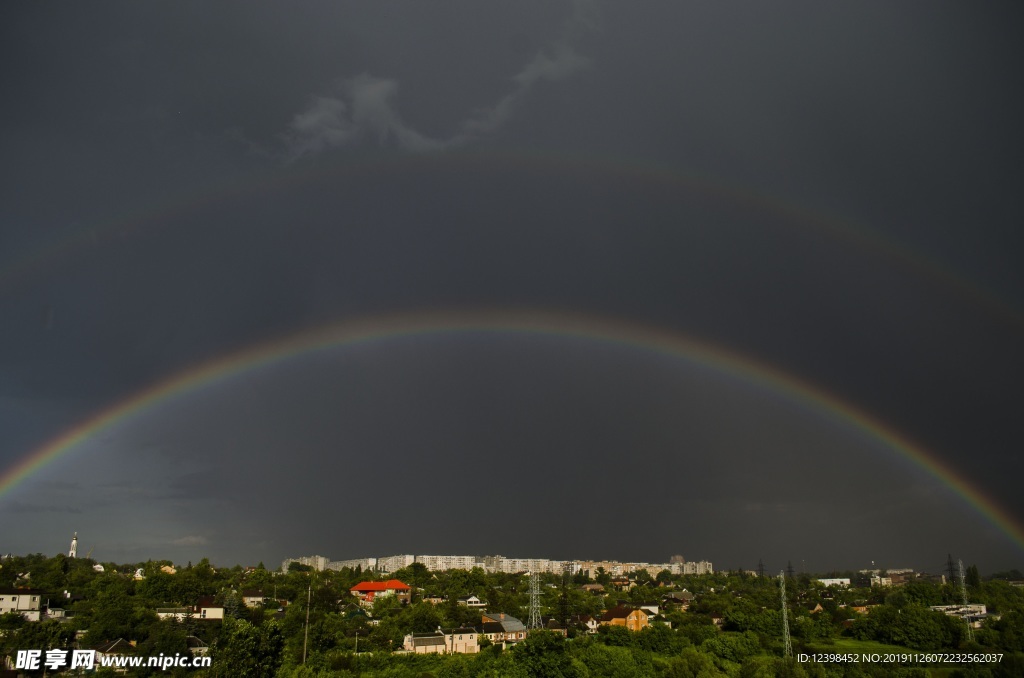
480,613,527,645
662,591,694,609
282,555,329,572
156,607,192,621
930,604,990,627
328,557,377,572
93,639,134,661
816,578,851,588
445,627,479,654
457,595,486,609
350,580,411,607
416,555,482,572
241,590,268,608
599,605,649,631
402,628,479,654
679,560,714,575
0,588,45,622
403,632,447,654
577,615,600,634
195,596,224,620
377,555,415,573
158,598,224,621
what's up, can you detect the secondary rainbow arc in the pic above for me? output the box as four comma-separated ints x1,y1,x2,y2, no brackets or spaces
1,149,1020,332
1,308,1021,553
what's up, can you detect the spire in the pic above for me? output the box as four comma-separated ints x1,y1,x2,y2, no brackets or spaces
69,532,78,558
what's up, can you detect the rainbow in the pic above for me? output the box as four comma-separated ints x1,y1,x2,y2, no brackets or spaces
3,308,1023,552
2,149,1021,331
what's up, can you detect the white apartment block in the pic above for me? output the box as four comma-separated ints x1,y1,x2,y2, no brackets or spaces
679,560,714,575
416,555,483,571
281,555,329,572
328,557,378,572
817,578,851,588
293,552,712,577
377,554,416,572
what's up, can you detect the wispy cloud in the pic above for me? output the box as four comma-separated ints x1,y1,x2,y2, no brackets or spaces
172,535,208,547
284,1,597,159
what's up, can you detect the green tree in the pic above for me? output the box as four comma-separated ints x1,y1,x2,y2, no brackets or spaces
504,630,582,677
966,565,982,589
208,617,283,678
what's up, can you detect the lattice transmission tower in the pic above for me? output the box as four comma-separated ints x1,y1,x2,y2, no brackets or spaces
559,562,571,631
958,559,974,642
527,571,544,630
779,571,792,658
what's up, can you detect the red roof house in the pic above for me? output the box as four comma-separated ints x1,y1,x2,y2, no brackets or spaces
350,579,411,606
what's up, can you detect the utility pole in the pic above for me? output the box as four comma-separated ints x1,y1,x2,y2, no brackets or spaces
302,580,312,663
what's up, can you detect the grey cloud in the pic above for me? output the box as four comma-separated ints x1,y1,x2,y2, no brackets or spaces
514,44,590,87
284,96,356,157
284,2,594,158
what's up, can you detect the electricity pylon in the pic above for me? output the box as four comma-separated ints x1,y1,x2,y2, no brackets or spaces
779,571,792,658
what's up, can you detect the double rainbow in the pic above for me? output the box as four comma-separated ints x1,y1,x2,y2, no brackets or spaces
2,308,1021,552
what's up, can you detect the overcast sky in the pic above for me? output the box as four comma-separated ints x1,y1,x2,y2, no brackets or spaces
2,1,1022,574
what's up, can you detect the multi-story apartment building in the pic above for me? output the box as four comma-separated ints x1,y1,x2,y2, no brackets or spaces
679,560,714,575
328,557,377,572
415,555,482,571
0,589,45,622
286,552,712,577
281,555,330,572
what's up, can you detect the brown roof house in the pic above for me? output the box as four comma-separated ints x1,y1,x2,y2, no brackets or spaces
599,605,649,632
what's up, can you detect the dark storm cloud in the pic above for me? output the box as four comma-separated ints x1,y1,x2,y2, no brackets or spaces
1,1,1023,572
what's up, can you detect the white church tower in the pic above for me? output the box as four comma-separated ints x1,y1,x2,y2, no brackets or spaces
69,532,78,558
